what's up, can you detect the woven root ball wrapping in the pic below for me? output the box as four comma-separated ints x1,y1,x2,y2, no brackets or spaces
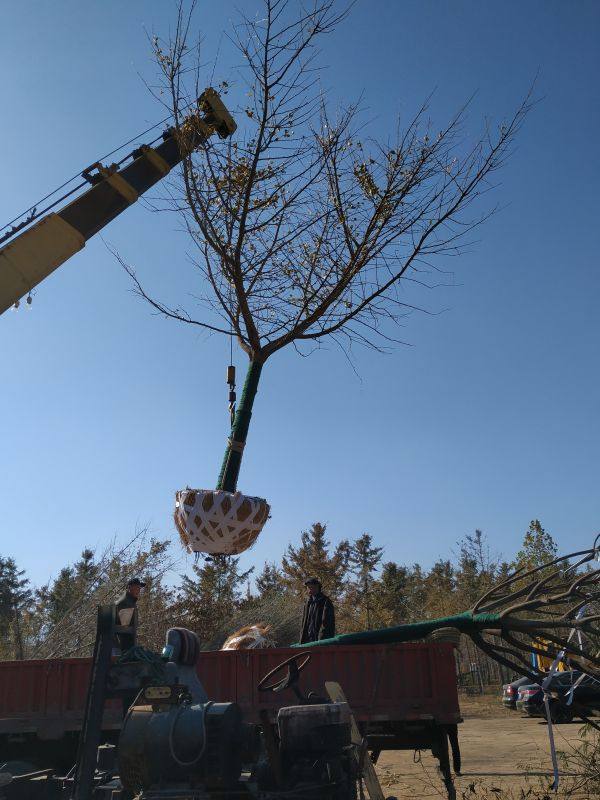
221,623,276,650
174,488,270,555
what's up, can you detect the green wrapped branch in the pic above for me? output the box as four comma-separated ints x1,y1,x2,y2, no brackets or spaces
294,539,600,684
294,611,501,648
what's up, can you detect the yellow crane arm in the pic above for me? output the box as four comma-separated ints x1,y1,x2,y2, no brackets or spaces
0,89,235,316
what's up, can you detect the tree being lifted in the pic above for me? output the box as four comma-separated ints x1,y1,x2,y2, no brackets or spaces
299,537,600,684
122,0,533,555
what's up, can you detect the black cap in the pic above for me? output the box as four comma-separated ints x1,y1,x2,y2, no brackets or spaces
127,578,146,588
304,577,321,586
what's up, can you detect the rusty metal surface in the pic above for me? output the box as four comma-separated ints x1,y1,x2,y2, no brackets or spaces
0,642,460,739
0,658,121,738
196,643,461,724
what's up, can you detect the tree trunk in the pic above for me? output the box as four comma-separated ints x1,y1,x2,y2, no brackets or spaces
217,360,263,493
13,605,24,660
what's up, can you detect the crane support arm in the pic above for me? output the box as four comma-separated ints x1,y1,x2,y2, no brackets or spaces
0,89,235,316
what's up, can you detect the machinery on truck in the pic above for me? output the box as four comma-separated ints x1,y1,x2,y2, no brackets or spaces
0,607,461,800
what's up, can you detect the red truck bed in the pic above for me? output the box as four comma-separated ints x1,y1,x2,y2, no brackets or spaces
0,657,121,739
0,642,459,742
197,643,460,725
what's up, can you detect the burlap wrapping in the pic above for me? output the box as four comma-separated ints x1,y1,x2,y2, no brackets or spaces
174,488,270,555
221,623,276,650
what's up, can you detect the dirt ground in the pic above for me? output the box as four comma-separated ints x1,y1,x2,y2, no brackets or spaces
374,693,585,798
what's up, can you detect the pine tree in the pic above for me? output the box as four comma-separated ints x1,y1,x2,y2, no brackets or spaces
36,549,100,639
425,559,457,617
0,556,32,659
514,520,558,571
176,555,254,645
75,549,97,583
41,566,78,629
281,523,349,598
376,562,409,626
255,562,285,595
346,534,384,629
404,564,428,621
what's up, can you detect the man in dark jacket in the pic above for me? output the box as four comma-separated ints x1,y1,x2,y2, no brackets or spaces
299,578,335,643
114,577,145,653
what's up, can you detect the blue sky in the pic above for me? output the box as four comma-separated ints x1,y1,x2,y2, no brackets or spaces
1,1,598,589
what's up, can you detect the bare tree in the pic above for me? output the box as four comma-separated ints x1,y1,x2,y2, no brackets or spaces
122,0,533,494
31,529,180,659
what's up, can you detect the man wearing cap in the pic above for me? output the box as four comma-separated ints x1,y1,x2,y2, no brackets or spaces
114,578,146,654
299,578,335,644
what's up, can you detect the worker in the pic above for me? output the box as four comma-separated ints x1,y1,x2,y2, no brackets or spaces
114,577,146,654
299,577,335,643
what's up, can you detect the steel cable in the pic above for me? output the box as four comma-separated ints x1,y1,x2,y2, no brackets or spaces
0,98,198,244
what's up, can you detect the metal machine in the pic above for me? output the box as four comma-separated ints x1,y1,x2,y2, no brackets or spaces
117,674,356,799
0,638,466,800
110,625,358,799
0,608,369,800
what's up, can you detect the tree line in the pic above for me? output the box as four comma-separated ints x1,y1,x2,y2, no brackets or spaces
0,519,559,679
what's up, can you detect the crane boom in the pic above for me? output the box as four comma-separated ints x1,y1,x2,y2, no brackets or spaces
0,89,235,316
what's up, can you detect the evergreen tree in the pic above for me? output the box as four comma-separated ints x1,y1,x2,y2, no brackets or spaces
424,559,457,617
281,523,350,598
36,548,100,639
347,534,384,629
40,566,77,629
0,556,32,659
376,561,409,626
255,562,285,595
76,549,97,583
514,520,558,571
401,564,428,622
176,555,254,644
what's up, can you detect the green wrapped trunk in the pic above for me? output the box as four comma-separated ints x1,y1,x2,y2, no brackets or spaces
217,360,263,493
292,611,503,648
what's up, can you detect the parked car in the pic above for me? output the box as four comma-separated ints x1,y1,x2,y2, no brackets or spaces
516,670,600,723
502,675,539,709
